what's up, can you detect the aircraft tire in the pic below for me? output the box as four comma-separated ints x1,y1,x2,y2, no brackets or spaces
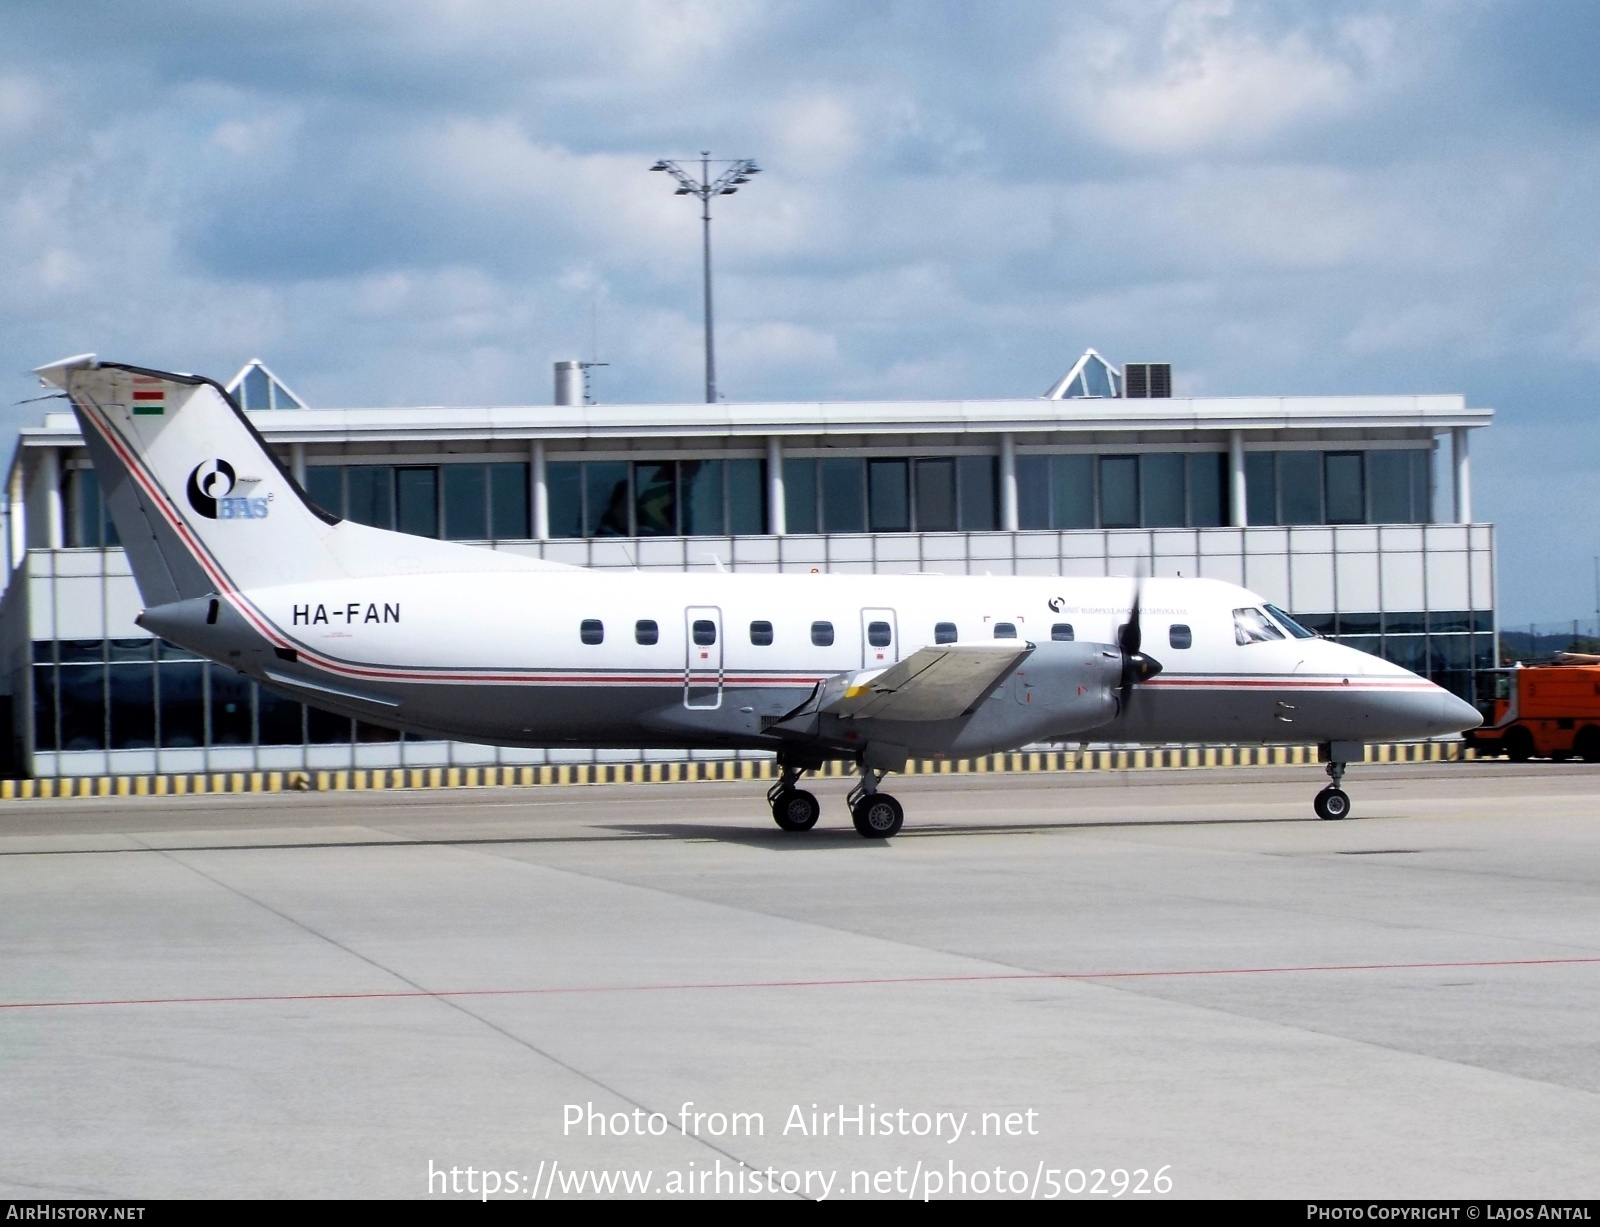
1313,786,1351,821
851,793,904,839
772,788,821,831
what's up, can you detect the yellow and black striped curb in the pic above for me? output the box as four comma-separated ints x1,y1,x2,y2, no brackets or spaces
0,740,1471,799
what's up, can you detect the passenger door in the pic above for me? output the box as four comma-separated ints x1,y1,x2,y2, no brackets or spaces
860,608,899,669
684,606,724,709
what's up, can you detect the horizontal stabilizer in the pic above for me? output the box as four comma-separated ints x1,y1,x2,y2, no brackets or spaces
821,642,1032,723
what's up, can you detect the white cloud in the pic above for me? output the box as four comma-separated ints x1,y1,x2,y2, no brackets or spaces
0,74,43,141
724,319,839,371
1054,1,1396,155
770,93,861,167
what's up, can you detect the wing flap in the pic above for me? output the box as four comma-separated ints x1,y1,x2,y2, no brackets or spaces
821,642,1032,722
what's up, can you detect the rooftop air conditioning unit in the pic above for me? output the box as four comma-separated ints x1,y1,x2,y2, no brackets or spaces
1124,363,1172,399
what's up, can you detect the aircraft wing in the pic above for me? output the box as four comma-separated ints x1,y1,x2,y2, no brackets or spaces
818,642,1032,722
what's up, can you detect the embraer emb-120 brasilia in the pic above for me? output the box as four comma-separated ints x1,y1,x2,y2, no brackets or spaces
37,356,1482,838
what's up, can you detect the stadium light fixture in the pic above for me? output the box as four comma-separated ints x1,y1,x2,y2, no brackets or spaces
648,151,762,404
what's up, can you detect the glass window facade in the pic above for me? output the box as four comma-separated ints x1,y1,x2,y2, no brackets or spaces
442,465,487,540
684,461,725,535
1244,449,1430,527
958,457,997,530
63,468,121,548
1278,452,1322,526
27,639,428,752
1016,456,1049,530
784,456,996,535
783,458,818,534
1014,452,1236,531
821,458,865,533
868,460,910,532
1245,453,1277,527
914,459,956,532
1188,453,1226,528
547,460,767,538
1099,456,1139,528
511,447,1429,538
396,468,438,538
1140,453,1186,529
1050,455,1095,530
309,462,531,540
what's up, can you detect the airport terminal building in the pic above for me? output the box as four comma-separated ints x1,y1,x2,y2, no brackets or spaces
0,351,1494,779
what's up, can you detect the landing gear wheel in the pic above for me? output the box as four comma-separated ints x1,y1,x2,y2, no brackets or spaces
1314,786,1351,821
771,788,820,832
851,793,904,839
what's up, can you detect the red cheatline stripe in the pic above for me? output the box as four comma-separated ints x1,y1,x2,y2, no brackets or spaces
4,956,1595,1013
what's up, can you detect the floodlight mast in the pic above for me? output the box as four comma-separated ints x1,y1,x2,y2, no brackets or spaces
649,151,761,403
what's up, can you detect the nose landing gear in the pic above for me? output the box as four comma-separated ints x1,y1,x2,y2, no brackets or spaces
1314,776,1351,820
1314,742,1361,820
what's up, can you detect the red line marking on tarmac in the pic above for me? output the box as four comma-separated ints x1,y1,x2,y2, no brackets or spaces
4,956,1596,1013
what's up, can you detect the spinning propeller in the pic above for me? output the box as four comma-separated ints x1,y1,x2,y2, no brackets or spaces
1117,575,1164,715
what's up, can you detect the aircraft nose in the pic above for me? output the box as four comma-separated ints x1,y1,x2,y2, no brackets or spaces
1439,688,1483,734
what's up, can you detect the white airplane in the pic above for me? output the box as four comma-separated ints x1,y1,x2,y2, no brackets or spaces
37,356,1481,837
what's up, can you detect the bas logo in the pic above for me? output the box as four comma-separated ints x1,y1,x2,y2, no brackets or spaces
186,459,269,520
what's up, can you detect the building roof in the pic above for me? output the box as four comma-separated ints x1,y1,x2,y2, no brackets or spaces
22,392,1489,450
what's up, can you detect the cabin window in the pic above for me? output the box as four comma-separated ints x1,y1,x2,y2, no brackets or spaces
1233,608,1284,645
934,621,958,644
635,619,659,646
580,619,604,645
993,622,1018,639
750,620,774,646
1168,624,1192,649
867,621,892,648
1051,623,1074,641
811,621,835,647
692,619,717,646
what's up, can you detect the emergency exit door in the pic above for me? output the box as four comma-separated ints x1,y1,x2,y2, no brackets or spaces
860,608,899,669
684,606,724,709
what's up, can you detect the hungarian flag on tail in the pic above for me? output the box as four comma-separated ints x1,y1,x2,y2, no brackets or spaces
131,375,165,415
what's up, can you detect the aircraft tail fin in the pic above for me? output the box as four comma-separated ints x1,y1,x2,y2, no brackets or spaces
36,356,563,609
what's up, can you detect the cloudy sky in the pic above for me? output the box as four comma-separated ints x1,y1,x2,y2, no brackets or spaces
2,0,1596,621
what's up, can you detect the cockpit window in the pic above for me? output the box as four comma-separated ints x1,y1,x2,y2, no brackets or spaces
1264,604,1317,640
1233,607,1286,645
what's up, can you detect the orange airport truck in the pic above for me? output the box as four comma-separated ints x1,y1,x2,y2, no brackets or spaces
1465,661,1600,761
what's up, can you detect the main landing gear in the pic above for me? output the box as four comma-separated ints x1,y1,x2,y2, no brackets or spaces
847,769,903,840
767,763,820,831
767,759,904,838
